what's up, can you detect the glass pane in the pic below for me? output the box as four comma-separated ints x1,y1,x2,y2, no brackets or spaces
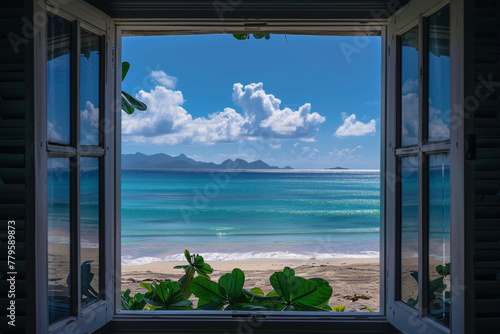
400,156,419,308
400,26,419,147
48,158,71,323
47,13,71,145
80,158,100,307
427,5,450,142
428,154,451,326
80,30,101,146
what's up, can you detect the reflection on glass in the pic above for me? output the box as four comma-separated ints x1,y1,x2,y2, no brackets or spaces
48,158,71,323
428,154,451,326
400,156,419,308
80,30,101,146
428,5,450,142
400,26,419,147
47,13,71,144
80,157,100,307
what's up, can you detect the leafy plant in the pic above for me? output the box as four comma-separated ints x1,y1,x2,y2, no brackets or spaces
406,263,451,324
233,33,271,40
174,249,214,297
255,267,333,311
191,268,253,310
121,289,147,310
141,280,193,310
121,61,147,115
120,249,349,313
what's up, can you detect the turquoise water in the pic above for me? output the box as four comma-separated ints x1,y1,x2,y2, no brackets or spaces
121,169,380,265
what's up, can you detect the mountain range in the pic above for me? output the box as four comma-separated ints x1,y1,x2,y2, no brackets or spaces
122,153,293,170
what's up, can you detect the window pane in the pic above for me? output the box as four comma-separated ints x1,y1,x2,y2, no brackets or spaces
400,26,419,147
427,5,450,142
48,158,71,323
400,156,419,308
80,158,100,307
80,30,101,146
47,13,71,145
428,154,450,326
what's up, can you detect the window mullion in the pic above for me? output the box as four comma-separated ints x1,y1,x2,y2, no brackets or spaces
70,19,82,317
417,14,430,320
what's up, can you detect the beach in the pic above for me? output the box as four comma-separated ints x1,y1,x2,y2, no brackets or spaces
121,258,380,312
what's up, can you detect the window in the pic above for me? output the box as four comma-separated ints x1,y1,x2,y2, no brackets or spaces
36,2,114,332
32,0,467,332
388,2,453,333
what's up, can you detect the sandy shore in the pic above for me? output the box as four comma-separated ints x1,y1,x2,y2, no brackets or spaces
122,258,380,312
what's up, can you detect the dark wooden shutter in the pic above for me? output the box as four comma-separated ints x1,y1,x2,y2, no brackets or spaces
0,3,29,333
471,0,500,332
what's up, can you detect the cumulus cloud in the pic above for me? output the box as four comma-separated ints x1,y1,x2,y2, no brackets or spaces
81,101,99,144
48,121,64,143
334,113,376,137
329,145,363,160
293,142,299,147
150,70,177,89
232,82,325,138
269,143,281,150
123,78,326,146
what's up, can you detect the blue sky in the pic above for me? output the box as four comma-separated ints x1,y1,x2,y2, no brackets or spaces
121,34,381,169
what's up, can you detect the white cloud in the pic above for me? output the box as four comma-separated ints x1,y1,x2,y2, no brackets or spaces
329,145,363,160
122,85,250,145
365,101,378,106
232,82,325,139
334,114,376,137
81,101,99,144
293,142,299,147
402,78,418,94
123,78,326,146
149,70,177,89
48,121,63,142
401,93,418,145
269,143,281,150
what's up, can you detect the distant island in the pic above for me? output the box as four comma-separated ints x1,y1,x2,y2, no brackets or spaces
325,167,348,170
122,153,293,170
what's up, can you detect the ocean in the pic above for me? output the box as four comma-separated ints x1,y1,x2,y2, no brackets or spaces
121,169,381,266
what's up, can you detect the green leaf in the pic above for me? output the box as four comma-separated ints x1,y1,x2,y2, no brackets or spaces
171,300,192,307
121,96,135,115
185,249,191,263
219,268,245,300
249,287,264,297
270,271,291,303
283,267,295,279
265,34,271,40
191,276,226,302
122,61,130,81
140,283,153,291
266,290,279,298
233,34,248,40
200,263,214,274
179,267,194,298
174,265,188,269
194,255,204,266
295,278,332,307
122,91,147,111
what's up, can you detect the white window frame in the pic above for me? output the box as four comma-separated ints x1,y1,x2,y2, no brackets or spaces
385,0,467,333
111,19,389,330
34,0,115,333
